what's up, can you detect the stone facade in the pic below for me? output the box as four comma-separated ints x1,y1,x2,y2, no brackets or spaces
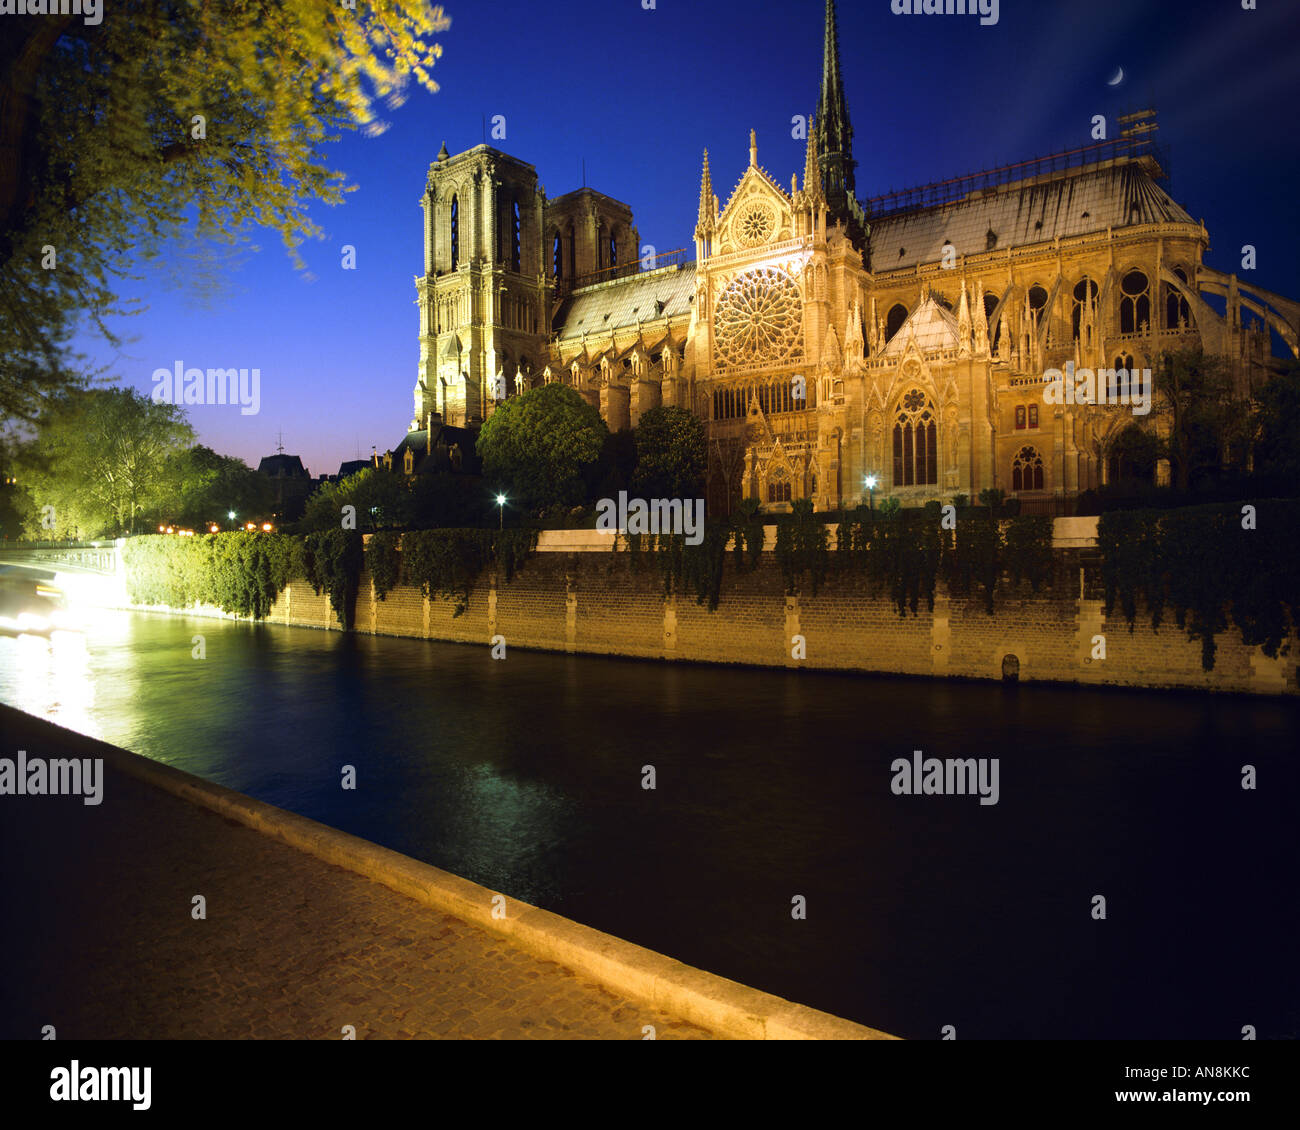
409,0,1298,516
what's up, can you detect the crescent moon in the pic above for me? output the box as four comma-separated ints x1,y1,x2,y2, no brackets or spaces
1107,67,1124,86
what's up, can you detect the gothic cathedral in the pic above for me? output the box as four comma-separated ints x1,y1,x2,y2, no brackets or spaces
408,0,1298,515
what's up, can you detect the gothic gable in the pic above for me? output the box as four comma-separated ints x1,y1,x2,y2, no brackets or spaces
881,296,961,357
717,168,793,256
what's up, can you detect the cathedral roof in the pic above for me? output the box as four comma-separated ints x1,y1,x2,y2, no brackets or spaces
870,160,1196,272
553,262,696,341
880,296,961,355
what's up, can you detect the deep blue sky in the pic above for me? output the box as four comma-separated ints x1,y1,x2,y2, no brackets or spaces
75,0,1300,477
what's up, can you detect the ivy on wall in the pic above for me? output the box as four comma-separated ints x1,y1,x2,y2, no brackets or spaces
774,499,829,597
367,532,401,601
401,528,538,617
122,527,538,627
835,500,949,617
1098,501,1298,670
730,497,765,575
126,505,1300,678
623,524,729,611
300,529,364,628
121,532,294,618
618,502,1054,616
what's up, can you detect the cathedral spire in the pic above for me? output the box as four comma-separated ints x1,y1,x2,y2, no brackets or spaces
815,0,862,245
696,149,715,237
803,114,824,206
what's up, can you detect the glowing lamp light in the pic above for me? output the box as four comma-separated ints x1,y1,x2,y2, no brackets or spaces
864,475,878,513
261,523,272,531
210,524,220,533
228,511,236,520
496,494,507,506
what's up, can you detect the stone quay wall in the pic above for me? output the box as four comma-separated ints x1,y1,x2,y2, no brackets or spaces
132,523,1298,697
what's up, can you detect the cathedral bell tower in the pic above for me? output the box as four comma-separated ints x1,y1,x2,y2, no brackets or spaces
414,144,551,429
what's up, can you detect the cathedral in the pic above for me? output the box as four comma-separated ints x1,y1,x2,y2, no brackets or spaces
405,0,1298,515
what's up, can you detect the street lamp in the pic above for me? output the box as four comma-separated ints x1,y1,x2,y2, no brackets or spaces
496,494,507,530
864,475,878,512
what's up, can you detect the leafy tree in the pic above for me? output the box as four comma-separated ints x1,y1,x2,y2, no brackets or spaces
297,467,411,533
17,387,193,537
587,428,637,501
0,2,451,422
159,445,274,529
0,437,34,540
1251,361,1300,489
476,385,608,513
408,470,492,528
631,406,707,500
1150,348,1251,491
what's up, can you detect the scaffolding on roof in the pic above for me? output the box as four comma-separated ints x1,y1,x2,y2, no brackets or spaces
866,129,1169,221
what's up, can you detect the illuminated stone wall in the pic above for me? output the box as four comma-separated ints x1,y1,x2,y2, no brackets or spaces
247,549,1295,697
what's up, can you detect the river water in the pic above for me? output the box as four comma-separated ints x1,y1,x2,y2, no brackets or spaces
2,608,1296,1040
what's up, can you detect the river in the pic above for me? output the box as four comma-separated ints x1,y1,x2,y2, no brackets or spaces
1,607,1296,1040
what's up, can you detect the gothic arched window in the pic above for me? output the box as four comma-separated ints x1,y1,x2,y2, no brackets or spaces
1028,284,1048,325
1120,271,1150,334
767,466,791,503
553,232,562,280
885,303,908,342
450,195,459,270
892,388,938,488
1012,446,1044,492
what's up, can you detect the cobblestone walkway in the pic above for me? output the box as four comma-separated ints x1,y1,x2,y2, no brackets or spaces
0,708,712,1040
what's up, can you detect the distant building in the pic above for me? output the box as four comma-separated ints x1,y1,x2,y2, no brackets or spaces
378,418,481,478
335,459,372,481
257,453,313,521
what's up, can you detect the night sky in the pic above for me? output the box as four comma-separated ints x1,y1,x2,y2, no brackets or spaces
72,0,1300,478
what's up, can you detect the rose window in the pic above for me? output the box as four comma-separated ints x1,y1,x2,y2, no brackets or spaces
713,267,803,369
902,388,927,413
735,203,776,248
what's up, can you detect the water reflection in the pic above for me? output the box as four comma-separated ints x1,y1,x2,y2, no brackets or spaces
0,608,1296,1040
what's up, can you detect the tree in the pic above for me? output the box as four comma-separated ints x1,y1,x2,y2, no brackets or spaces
160,445,275,529
0,2,451,423
0,436,33,540
1251,361,1300,490
1150,348,1250,491
17,387,193,537
631,406,707,500
297,467,411,534
475,385,608,514
409,471,492,528
587,428,637,502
